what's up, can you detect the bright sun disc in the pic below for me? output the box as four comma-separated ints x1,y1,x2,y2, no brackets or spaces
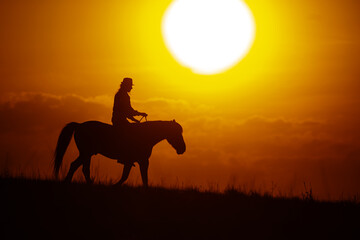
162,0,255,75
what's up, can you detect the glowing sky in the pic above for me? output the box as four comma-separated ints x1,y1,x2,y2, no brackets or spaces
1,0,360,200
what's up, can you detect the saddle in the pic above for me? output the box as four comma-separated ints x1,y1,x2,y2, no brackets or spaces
113,123,139,167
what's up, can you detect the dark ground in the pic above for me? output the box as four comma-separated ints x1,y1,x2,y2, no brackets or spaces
1,177,359,239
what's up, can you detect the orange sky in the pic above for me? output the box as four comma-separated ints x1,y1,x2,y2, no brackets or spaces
1,0,360,200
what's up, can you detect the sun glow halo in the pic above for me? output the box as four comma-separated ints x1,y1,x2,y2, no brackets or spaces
162,0,255,75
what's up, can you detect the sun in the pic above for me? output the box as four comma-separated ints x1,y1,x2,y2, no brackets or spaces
162,0,255,75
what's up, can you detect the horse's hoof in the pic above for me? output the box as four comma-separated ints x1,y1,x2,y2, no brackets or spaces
63,177,72,183
86,180,94,184
114,182,123,187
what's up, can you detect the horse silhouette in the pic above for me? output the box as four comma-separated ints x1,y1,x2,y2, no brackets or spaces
54,120,186,186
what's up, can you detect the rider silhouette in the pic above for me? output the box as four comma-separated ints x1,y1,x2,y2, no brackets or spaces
112,78,147,165
112,77,147,128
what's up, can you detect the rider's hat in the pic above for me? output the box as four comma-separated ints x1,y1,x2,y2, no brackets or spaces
122,77,134,86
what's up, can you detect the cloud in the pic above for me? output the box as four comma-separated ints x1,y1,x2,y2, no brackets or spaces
162,114,360,198
0,92,111,134
0,91,359,199
0,92,113,176
133,97,213,121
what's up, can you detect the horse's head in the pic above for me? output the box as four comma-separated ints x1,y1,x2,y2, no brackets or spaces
166,120,186,155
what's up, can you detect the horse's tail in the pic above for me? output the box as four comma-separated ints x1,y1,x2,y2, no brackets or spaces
53,122,79,178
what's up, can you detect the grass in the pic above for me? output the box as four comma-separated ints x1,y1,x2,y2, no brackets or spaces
1,176,359,240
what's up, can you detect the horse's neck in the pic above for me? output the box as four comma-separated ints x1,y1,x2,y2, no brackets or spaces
145,122,170,146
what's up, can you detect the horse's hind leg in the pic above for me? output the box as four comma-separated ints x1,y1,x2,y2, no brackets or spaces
64,156,83,183
115,163,132,186
82,155,93,184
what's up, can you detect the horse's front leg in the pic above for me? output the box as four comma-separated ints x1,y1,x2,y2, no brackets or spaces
115,163,132,186
139,159,149,187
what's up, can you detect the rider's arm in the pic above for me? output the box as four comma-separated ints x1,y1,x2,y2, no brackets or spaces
127,115,140,123
124,93,141,116
128,102,146,117
125,94,147,119
129,107,141,117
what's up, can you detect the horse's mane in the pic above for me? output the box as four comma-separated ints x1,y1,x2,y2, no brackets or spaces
138,120,182,132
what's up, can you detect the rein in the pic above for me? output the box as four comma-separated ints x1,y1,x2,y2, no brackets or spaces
139,116,148,123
